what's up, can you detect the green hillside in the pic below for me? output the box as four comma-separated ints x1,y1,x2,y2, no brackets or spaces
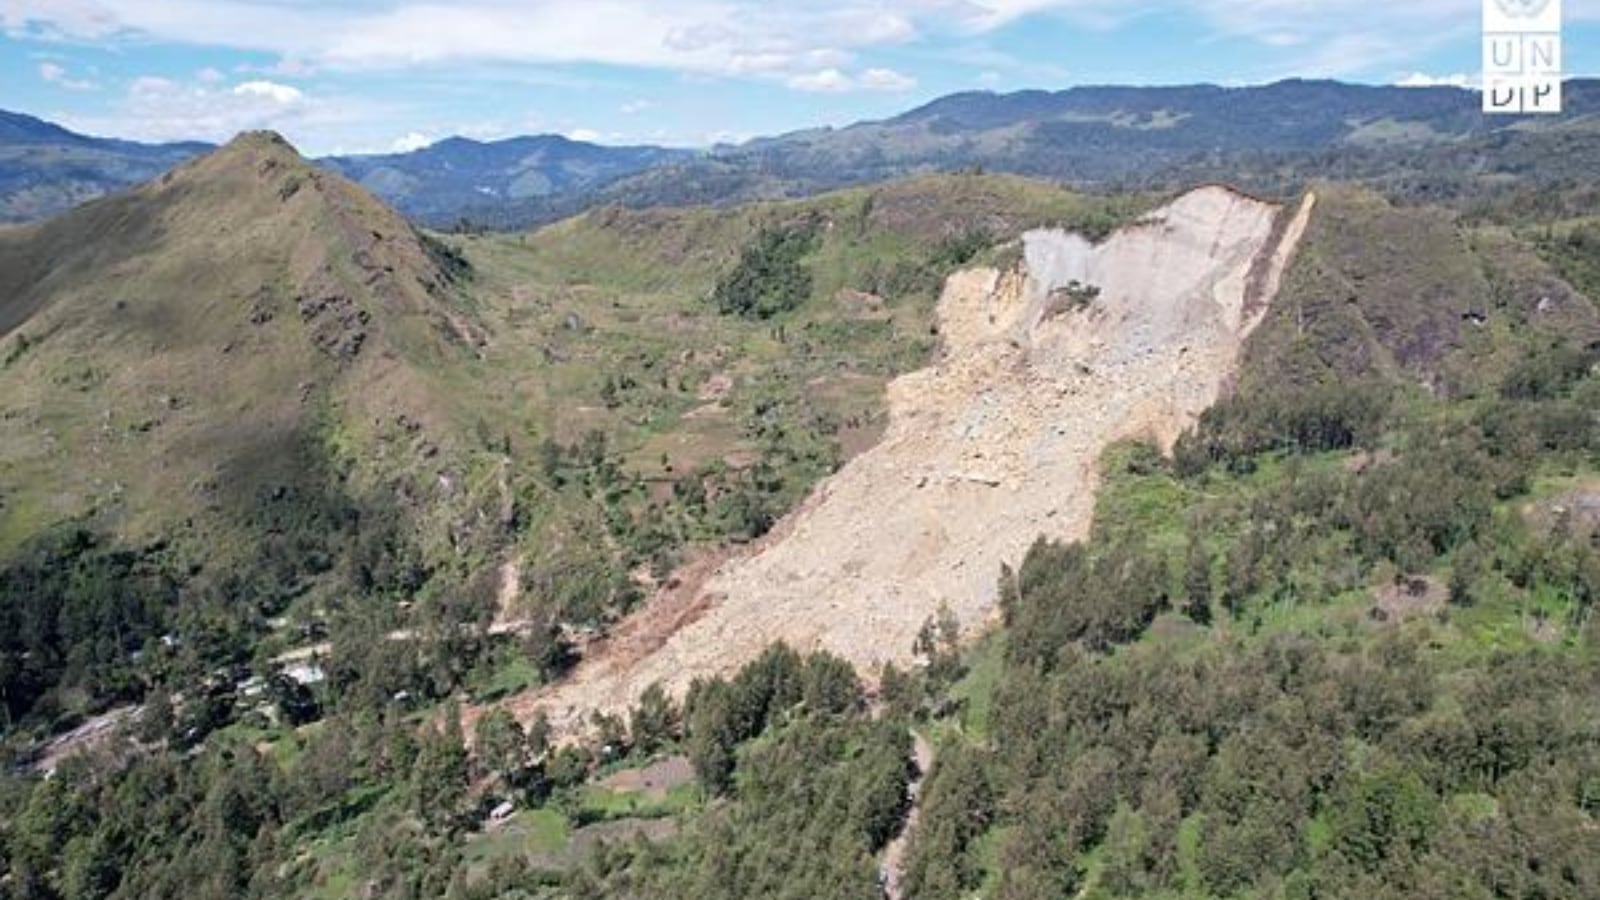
1,134,1597,900
0,137,1144,742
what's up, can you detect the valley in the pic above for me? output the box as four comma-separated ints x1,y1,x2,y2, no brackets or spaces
1,84,1598,899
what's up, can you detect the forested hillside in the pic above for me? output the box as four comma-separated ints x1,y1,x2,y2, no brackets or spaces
1,135,1597,899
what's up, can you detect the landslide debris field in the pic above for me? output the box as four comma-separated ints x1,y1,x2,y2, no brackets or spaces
502,186,1316,732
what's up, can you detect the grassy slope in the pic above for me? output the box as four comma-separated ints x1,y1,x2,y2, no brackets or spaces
0,133,500,570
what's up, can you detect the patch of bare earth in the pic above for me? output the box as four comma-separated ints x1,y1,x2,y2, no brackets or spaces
1526,614,1565,644
597,755,695,798
33,705,142,774
1525,480,1600,544
1371,575,1447,623
493,187,1317,736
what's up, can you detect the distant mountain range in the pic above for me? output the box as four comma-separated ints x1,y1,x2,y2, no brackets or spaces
0,110,211,223
320,136,694,225
0,111,694,226
5,78,1599,228
545,78,1600,225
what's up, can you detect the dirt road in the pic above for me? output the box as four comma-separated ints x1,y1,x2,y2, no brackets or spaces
881,731,936,899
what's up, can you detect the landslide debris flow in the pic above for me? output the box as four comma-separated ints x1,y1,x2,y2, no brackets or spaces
506,186,1317,733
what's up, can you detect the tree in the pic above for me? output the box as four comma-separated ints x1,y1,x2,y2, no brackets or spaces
686,680,738,795
267,673,320,726
140,688,176,743
474,708,525,787
629,683,678,756
592,710,629,759
547,745,591,791
1098,803,1152,896
1449,540,1487,607
412,707,469,832
524,711,552,762
711,219,821,319
1329,768,1438,872
878,662,922,720
801,652,861,717
1183,534,1214,626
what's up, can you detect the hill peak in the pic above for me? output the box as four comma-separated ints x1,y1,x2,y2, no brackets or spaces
173,128,316,187
221,129,301,155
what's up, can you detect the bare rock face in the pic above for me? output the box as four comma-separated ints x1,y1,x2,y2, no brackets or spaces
505,186,1317,734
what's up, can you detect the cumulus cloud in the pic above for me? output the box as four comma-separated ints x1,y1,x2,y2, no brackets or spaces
0,0,920,84
1396,72,1478,89
38,60,97,90
565,128,603,142
58,72,371,150
5,0,1593,85
389,131,433,152
233,80,303,104
860,67,917,91
787,66,917,93
786,68,855,93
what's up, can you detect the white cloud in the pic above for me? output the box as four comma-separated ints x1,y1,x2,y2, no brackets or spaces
1259,32,1305,48
619,99,653,115
233,80,303,104
565,128,603,142
0,0,923,85
37,60,97,90
235,57,319,78
58,72,376,151
860,67,917,92
787,65,916,93
196,66,224,83
389,130,433,152
1396,71,1478,89
705,129,752,146
6,0,1596,88
786,68,855,93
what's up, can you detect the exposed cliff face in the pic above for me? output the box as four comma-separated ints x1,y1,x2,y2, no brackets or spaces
505,186,1317,733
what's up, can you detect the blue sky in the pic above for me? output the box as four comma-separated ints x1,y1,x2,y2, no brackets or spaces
2,0,1597,155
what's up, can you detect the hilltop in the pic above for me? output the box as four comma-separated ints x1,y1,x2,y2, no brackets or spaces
0,132,521,750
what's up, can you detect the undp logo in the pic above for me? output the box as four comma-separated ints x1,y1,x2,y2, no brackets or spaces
1495,0,1553,17
1483,0,1562,113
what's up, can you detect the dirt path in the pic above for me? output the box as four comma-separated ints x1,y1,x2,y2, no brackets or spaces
881,732,935,899
33,704,142,773
486,187,1317,737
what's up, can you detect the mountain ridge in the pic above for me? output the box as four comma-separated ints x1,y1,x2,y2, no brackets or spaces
9,78,1600,228
0,129,490,563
